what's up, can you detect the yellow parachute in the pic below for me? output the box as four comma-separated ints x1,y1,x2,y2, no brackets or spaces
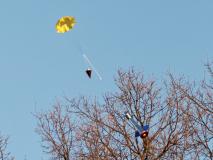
55,16,76,33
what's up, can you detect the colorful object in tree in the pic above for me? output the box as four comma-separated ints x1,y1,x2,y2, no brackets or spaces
140,125,149,138
125,112,149,139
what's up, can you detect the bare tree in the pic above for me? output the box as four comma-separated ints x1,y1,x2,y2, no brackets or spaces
35,103,76,160
168,63,213,159
35,67,212,160
68,69,200,160
0,133,14,160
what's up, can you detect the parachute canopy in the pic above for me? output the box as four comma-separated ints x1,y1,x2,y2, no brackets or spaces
55,16,76,33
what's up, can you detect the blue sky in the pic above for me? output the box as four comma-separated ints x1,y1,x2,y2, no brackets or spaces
0,0,213,159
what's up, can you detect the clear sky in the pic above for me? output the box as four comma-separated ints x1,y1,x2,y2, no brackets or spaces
0,0,213,159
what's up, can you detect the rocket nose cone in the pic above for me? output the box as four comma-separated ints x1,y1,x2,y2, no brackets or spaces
86,69,92,78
